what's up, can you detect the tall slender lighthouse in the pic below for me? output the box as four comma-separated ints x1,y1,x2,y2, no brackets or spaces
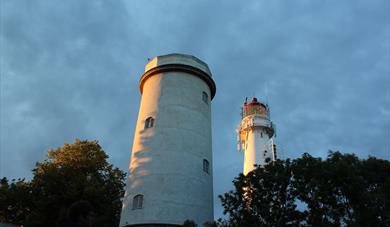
120,54,216,227
237,97,276,175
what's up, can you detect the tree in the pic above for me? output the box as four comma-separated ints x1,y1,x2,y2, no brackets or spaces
0,139,126,227
219,152,390,227
0,177,33,224
182,219,197,227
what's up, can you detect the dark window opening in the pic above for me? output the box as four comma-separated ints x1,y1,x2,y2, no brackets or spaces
265,157,271,163
203,159,209,174
132,194,143,210
202,92,208,104
144,117,154,129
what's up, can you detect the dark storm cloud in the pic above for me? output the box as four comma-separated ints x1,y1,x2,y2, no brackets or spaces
1,0,389,219
1,0,148,178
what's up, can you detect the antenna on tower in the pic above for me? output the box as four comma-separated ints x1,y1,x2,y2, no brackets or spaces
236,128,241,152
271,138,276,161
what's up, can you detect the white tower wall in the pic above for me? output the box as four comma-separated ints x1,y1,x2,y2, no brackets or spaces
120,54,215,227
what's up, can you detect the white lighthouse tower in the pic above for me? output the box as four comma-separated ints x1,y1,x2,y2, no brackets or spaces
237,97,276,175
120,53,216,227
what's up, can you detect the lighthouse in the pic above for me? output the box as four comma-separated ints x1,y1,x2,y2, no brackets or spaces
120,54,216,226
237,97,276,175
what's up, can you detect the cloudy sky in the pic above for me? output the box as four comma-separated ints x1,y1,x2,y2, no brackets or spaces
1,0,389,218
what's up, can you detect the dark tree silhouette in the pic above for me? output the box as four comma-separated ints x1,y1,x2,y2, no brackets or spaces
0,139,126,227
219,152,390,227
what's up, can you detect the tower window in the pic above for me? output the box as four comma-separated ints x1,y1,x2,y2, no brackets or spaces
144,117,154,129
203,159,209,174
132,194,143,209
202,92,208,104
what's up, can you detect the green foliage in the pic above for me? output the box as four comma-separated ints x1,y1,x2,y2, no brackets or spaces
203,221,218,227
219,151,390,227
182,219,197,227
0,139,126,227
182,220,221,227
0,178,33,224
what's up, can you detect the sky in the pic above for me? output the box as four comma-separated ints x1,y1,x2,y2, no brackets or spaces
1,0,389,219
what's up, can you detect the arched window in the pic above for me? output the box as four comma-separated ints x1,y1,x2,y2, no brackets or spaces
202,91,208,104
132,194,143,209
144,117,154,129
203,159,209,174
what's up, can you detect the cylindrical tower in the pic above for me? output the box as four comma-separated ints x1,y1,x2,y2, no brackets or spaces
237,97,276,175
120,53,216,227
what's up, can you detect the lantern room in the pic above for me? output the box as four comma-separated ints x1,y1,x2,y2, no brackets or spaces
242,97,269,119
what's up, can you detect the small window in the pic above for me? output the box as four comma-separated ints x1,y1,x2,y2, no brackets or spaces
260,132,263,138
202,92,208,104
144,117,154,129
265,157,271,163
132,194,143,209
203,159,209,174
